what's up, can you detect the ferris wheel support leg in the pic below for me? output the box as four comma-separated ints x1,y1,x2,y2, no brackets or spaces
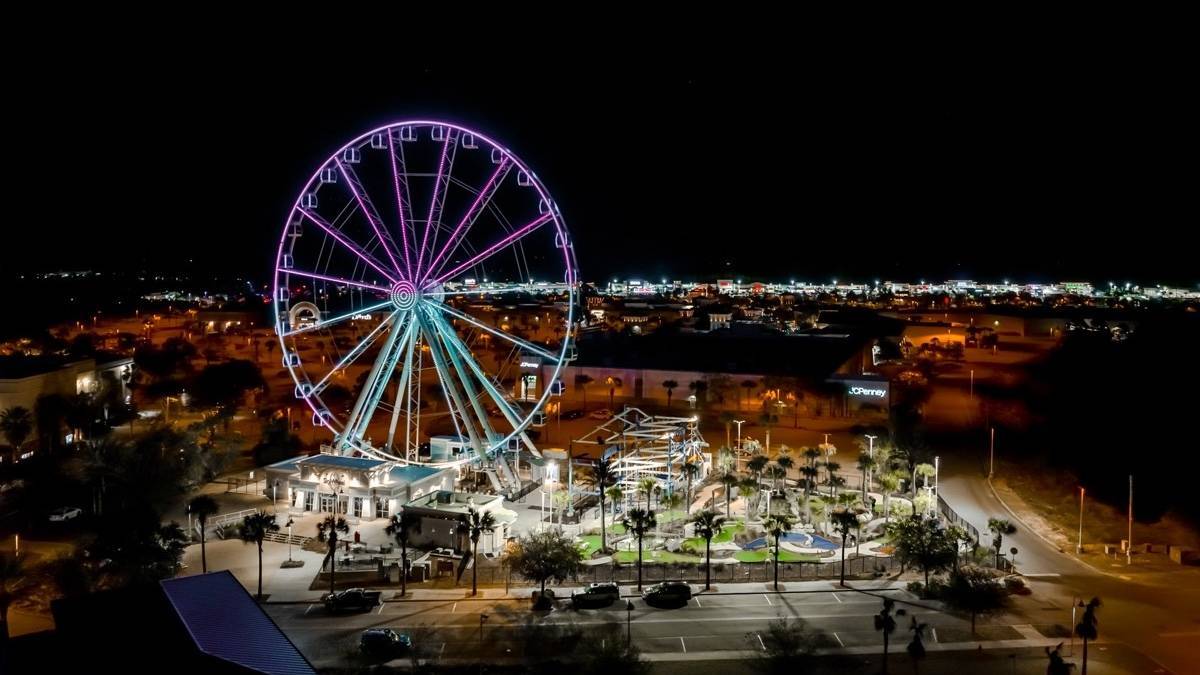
385,327,418,453
415,310,488,470
340,319,409,453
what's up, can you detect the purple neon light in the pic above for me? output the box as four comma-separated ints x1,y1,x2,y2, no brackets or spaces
421,158,512,285
387,131,416,278
426,212,553,288
278,268,391,294
297,208,399,284
415,129,454,280
336,158,405,279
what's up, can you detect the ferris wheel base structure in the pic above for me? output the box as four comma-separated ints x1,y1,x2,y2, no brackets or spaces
274,120,577,498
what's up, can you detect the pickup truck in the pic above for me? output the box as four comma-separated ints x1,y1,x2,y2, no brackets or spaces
323,588,383,613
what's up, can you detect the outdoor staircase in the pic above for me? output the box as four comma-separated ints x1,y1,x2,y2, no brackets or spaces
263,531,312,547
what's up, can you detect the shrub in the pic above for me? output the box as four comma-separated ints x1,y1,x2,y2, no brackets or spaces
906,581,924,594
1004,576,1030,595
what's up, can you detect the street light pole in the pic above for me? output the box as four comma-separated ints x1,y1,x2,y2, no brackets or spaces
1077,487,1085,555
864,434,877,492
988,427,995,479
1127,474,1133,565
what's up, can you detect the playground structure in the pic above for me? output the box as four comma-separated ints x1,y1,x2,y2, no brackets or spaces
573,407,710,499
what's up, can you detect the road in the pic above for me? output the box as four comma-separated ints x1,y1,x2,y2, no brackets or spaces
939,469,1197,674
269,586,1072,670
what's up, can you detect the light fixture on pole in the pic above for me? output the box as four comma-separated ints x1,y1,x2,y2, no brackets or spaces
733,420,746,450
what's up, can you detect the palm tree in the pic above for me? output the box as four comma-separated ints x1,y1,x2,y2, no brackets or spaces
987,518,1016,569
662,380,679,409
188,495,219,573
873,597,907,675
0,406,33,458
824,460,842,492
690,510,725,590
680,461,701,516
0,553,34,643
906,615,930,674
856,453,877,502
688,380,708,409
747,454,769,484
832,510,859,587
239,511,279,600
385,510,421,596
316,515,350,595
622,508,657,590
575,374,594,409
775,455,795,490
588,458,616,552
1075,597,1101,674
719,410,735,448
739,478,759,519
761,514,795,590
879,472,901,522
605,375,622,410
605,485,623,521
457,507,497,596
720,472,739,521
637,476,658,510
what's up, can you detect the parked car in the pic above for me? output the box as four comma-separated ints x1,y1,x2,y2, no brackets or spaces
323,588,382,613
561,409,585,420
360,628,411,658
571,582,621,609
589,408,613,420
48,507,83,522
642,581,692,607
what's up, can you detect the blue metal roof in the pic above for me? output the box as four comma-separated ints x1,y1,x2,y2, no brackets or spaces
266,455,308,472
160,571,315,675
388,464,443,483
297,454,386,470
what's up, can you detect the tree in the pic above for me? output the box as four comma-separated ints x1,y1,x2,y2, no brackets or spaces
662,380,679,409
605,376,622,410
315,515,350,595
720,472,739,521
189,359,265,431
0,553,33,643
586,458,616,552
680,461,701,516
761,514,795,590
750,616,816,674
857,452,876,502
775,454,794,490
878,472,902,522
906,615,930,674
622,508,657,590
605,485,623,521
385,510,421,596
505,529,584,596
884,514,957,589
34,393,68,453
574,374,594,408
188,494,219,574
1075,597,1101,675
688,380,708,408
943,565,1008,635
740,379,757,409
832,509,859,587
239,511,279,600
690,510,725,590
873,597,907,675
1045,643,1073,675
987,518,1016,569
739,478,759,519
637,476,658,511
0,406,33,457
458,507,497,596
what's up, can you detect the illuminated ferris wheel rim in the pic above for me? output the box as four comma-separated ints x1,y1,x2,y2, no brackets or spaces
271,119,578,466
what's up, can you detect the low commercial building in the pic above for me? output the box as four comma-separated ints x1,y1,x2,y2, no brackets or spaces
263,453,452,520
403,490,517,556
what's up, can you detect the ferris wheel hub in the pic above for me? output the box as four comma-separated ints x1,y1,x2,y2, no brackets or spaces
389,281,418,311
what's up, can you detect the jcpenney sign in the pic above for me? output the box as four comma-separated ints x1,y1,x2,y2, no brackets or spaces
848,386,887,398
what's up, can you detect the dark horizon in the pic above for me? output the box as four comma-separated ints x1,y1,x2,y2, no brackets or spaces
10,31,1196,286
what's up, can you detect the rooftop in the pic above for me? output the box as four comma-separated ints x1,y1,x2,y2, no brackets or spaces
297,454,386,471
406,490,503,515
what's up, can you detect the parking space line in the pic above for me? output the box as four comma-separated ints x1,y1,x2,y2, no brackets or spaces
452,602,458,613
832,593,843,603
756,633,766,651
680,636,686,653
833,632,845,647
303,604,314,615
763,594,772,606
693,597,702,607
376,602,385,614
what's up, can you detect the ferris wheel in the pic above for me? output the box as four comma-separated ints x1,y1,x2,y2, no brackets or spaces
273,120,577,481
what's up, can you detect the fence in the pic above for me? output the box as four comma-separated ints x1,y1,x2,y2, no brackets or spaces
937,494,980,543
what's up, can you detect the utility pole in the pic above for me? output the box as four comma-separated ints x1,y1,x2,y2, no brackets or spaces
1127,475,1133,565
1077,487,1085,555
988,427,995,479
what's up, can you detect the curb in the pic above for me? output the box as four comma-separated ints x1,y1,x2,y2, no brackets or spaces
985,477,1114,579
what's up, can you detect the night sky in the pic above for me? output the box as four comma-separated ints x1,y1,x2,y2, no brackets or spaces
10,26,1195,286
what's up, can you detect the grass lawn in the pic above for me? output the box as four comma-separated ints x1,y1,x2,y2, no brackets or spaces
577,534,603,554
681,521,745,553
607,523,626,535
733,549,821,564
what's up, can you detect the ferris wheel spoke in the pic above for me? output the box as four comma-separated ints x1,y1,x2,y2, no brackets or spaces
297,208,400,285
387,131,417,277
429,311,538,453
385,322,419,452
280,299,393,338
432,302,557,360
336,158,406,279
310,310,399,395
425,212,554,288
424,308,499,441
341,316,413,448
416,309,486,455
422,158,513,284
415,128,458,281
280,268,391,294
